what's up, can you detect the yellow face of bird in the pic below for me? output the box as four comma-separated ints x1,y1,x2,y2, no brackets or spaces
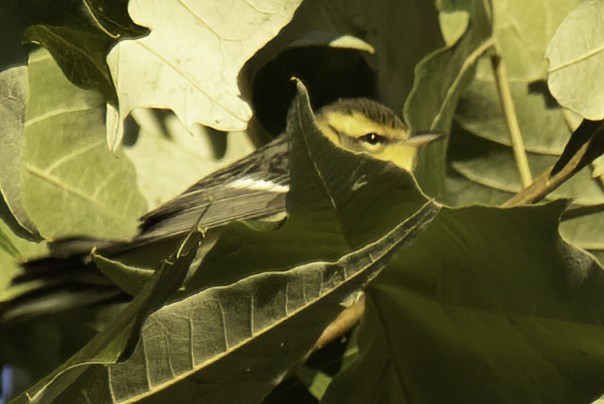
315,98,439,172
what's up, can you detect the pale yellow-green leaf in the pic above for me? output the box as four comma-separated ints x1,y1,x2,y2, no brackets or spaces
547,0,604,119
106,0,303,147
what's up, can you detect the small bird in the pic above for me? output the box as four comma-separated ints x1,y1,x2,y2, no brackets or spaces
4,98,440,322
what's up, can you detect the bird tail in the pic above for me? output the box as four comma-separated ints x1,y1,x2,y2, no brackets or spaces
2,239,130,325
2,233,190,324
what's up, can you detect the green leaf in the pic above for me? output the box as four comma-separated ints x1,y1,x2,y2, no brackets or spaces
547,0,604,120
403,0,494,198
92,253,154,296
324,202,604,403
450,126,604,206
560,207,604,264
489,0,578,82
81,0,146,37
20,205,436,403
106,0,303,147
456,79,570,155
21,48,147,240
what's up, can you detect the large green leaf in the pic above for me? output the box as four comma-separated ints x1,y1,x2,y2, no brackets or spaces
324,202,604,403
547,0,604,120
21,48,147,240
3,0,144,109
106,0,303,147
12,82,439,403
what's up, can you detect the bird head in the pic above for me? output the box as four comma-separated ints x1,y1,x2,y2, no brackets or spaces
315,98,441,172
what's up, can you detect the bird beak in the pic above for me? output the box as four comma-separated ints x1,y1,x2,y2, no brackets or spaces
405,132,444,147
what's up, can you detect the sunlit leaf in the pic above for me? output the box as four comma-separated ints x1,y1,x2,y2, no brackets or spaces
21,48,147,240
547,0,604,120
106,0,303,148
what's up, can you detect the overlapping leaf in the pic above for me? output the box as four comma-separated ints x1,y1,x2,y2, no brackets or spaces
449,0,581,204
20,48,147,240
324,202,604,402
106,0,303,148
442,0,604,259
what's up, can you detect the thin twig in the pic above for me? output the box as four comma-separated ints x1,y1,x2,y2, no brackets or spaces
502,139,592,207
490,46,533,187
313,294,365,350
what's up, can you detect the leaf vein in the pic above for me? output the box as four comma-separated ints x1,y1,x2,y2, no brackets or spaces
549,44,604,73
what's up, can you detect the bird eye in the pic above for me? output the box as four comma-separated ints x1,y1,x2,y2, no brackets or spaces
360,133,385,145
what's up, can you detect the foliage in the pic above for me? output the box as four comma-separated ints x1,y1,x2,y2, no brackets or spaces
1,0,603,402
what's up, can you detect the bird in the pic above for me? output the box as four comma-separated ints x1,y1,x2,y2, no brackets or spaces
3,97,441,323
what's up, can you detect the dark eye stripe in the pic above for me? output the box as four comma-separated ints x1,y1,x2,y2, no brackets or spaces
327,124,397,146
360,133,385,145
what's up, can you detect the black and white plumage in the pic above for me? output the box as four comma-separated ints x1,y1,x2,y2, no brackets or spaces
139,134,289,241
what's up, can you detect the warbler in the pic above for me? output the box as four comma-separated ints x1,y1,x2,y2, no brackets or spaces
5,98,440,322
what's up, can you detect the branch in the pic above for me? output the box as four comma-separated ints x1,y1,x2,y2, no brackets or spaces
313,294,365,351
490,46,533,187
502,126,599,207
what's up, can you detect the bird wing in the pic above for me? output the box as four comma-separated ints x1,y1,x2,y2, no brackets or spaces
137,134,290,241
